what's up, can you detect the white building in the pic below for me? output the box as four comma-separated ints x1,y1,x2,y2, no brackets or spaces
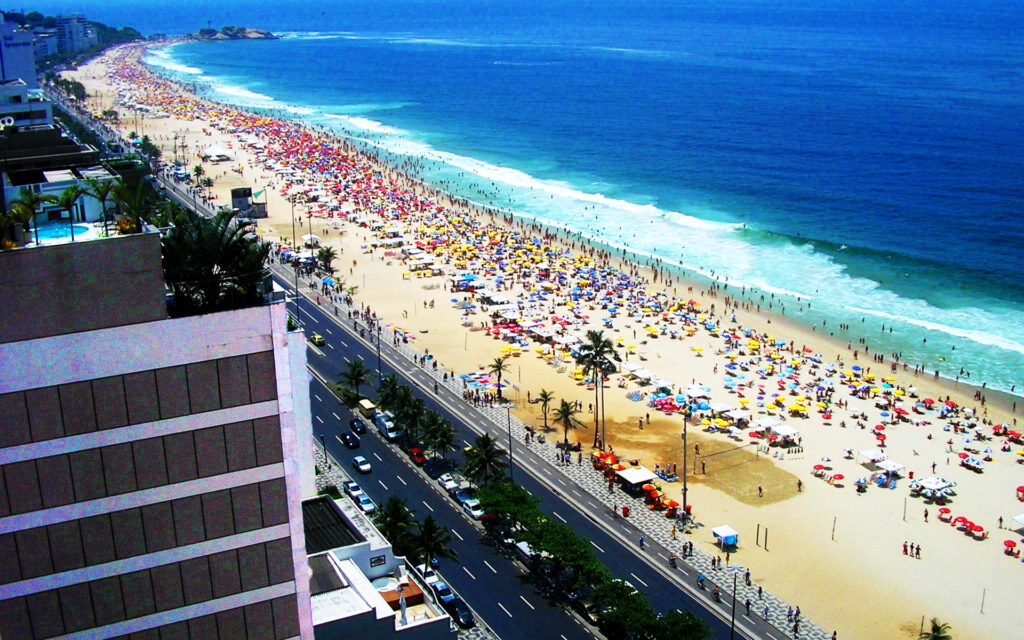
0,22,37,88
56,14,86,54
0,231,317,639
0,79,52,127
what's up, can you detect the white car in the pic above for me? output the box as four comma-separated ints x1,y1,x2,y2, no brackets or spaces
355,493,376,515
415,564,440,586
352,456,372,474
462,498,485,520
437,473,458,492
343,480,361,498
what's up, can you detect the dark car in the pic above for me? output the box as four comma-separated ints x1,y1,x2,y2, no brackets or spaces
422,458,445,479
406,447,427,466
340,432,360,449
443,597,476,629
348,418,367,435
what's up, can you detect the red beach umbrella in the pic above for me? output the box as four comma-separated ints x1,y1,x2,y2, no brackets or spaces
823,413,832,420
958,452,969,459
938,507,951,514
1005,540,1017,548
832,474,844,481
876,434,886,441
876,425,885,431
970,524,984,532
813,464,825,470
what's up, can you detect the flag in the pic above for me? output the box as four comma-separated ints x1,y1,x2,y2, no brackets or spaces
252,189,265,199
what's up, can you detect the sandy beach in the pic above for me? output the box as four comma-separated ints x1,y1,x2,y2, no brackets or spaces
65,43,1024,640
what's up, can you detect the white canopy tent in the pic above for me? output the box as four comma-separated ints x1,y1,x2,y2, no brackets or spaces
770,424,800,439
202,143,234,160
755,417,782,430
709,402,732,413
725,410,750,422
917,476,953,492
632,369,655,381
616,466,657,486
711,525,739,548
301,234,321,246
859,449,886,463
1013,513,1024,527
875,460,905,473
684,385,710,398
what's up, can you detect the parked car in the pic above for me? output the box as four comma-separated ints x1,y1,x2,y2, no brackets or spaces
432,581,455,604
572,598,610,625
423,458,445,479
443,596,476,628
406,447,427,466
415,564,439,586
348,418,367,434
453,488,473,504
437,473,459,493
340,432,360,449
309,333,325,346
355,493,376,515
352,456,372,474
462,499,485,520
343,480,361,498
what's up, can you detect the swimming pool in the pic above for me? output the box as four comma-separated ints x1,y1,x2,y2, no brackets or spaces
34,223,91,241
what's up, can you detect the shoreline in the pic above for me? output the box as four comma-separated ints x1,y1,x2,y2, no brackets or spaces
65,42,1024,640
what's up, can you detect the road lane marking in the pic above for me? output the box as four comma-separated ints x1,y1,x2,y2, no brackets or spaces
328,343,335,350
422,501,434,512
339,340,348,348
519,595,535,610
372,453,382,462
590,540,605,553
452,529,463,541
463,440,472,448
463,566,476,580
630,573,648,588
483,561,497,574
378,480,389,491
396,475,407,486
314,394,322,402
553,511,567,523
332,412,341,420
308,345,325,357
325,328,333,335
315,416,324,424
497,602,512,618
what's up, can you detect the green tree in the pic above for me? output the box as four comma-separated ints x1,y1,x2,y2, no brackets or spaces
488,355,510,400
83,177,119,237
413,516,458,569
161,209,270,317
650,609,711,640
317,246,338,274
112,179,155,232
577,330,616,449
464,434,507,485
553,399,587,446
193,164,204,184
537,388,555,431
42,184,84,242
475,481,539,524
376,374,402,413
338,359,371,403
373,496,416,557
422,411,456,461
5,187,44,244
394,390,426,445
919,619,953,640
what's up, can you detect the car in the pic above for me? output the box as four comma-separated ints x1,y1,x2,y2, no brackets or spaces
309,333,325,346
489,523,517,548
406,447,427,466
572,599,610,625
340,432,360,449
415,564,439,586
342,480,361,498
443,597,476,629
452,488,473,504
431,581,455,604
348,418,367,434
462,498,485,520
422,458,445,479
437,474,458,492
352,456,372,474
355,493,376,515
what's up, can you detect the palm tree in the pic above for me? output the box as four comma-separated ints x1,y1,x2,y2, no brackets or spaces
489,355,510,401
377,374,402,413
422,411,456,461
83,177,119,237
413,516,458,570
338,359,371,401
395,393,426,445
42,185,85,242
464,434,507,485
553,399,588,446
373,496,416,556
161,209,270,317
317,246,338,275
577,330,616,449
112,179,155,233
919,619,952,640
192,164,204,184
7,187,44,244
537,388,555,432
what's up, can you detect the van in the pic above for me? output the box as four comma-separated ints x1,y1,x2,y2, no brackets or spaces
374,410,402,442
513,541,537,565
358,399,376,418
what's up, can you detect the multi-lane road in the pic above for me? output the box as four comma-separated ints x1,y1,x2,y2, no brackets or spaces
281,272,771,640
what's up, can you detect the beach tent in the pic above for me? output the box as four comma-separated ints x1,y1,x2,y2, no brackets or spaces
1013,513,1024,528
875,460,904,473
918,476,953,491
710,402,731,413
202,143,234,161
858,449,886,463
725,410,750,422
301,234,321,246
633,369,655,381
650,379,673,389
684,385,710,398
755,417,782,431
616,466,657,487
711,525,739,548
771,424,799,439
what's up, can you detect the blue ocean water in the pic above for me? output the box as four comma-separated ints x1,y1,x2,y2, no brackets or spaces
45,0,1024,394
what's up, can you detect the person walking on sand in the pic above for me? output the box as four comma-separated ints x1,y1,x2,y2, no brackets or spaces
924,508,929,522
903,541,908,555
916,544,921,559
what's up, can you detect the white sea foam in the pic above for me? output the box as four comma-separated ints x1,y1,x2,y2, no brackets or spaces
144,47,202,75
213,84,276,103
323,114,405,135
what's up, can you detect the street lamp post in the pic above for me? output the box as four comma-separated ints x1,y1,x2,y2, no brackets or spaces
729,567,739,640
682,419,689,511
376,325,383,385
506,406,515,483
290,196,302,327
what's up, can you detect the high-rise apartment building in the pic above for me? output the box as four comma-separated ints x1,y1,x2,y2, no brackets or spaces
0,230,315,639
55,14,85,55
0,22,37,88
